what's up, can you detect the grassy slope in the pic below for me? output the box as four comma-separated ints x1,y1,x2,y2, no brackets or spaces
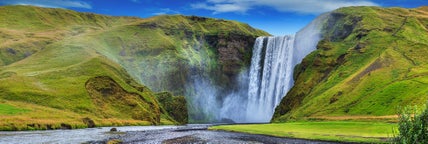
274,6,428,121
0,6,169,129
97,15,268,95
0,5,268,130
0,6,181,130
90,14,269,122
0,6,160,130
210,121,396,143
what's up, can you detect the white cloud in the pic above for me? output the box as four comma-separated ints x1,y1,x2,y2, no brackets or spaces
192,3,250,14
192,0,378,14
152,8,180,15
0,0,92,9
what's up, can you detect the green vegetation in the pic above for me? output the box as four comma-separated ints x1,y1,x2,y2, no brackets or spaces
0,5,268,130
0,5,169,130
274,6,428,121
107,139,123,144
0,103,29,115
395,103,428,143
98,15,268,95
210,121,397,143
156,92,188,124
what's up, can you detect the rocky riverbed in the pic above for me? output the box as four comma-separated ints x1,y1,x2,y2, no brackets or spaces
96,124,335,144
0,124,336,144
0,126,181,144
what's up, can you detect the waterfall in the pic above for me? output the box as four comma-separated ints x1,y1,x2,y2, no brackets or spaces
245,14,326,123
186,14,326,123
246,36,295,122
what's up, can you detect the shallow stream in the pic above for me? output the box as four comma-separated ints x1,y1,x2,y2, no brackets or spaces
0,124,334,144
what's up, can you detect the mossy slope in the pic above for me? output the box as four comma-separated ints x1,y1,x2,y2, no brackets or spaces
98,15,268,95
0,5,268,129
274,6,428,121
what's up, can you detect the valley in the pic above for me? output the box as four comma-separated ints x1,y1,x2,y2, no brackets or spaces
0,4,427,143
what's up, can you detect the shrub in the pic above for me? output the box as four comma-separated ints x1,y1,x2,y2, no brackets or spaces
155,92,188,124
394,103,428,143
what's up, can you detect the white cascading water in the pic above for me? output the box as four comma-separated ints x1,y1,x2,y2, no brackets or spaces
246,36,295,122
245,14,326,122
186,14,326,123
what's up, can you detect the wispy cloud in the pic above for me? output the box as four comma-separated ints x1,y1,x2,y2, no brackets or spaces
192,0,378,14
0,0,92,9
152,8,180,15
191,3,250,14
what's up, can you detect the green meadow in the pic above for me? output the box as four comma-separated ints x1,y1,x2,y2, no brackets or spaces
211,121,397,143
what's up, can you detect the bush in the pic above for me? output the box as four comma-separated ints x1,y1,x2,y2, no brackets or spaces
155,92,188,124
394,103,428,143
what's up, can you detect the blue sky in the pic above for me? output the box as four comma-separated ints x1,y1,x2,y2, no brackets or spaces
0,0,426,35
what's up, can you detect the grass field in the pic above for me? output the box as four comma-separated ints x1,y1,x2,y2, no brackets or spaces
0,103,29,115
210,121,397,143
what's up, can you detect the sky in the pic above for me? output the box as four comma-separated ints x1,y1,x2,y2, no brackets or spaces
0,0,426,35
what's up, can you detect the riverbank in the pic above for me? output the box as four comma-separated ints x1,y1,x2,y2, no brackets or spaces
209,121,397,143
0,101,176,131
0,122,396,143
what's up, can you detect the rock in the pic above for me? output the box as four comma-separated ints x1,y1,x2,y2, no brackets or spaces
110,128,117,132
6,48,16,55
60,123,72,130
82,117,96,128
46,124,53,130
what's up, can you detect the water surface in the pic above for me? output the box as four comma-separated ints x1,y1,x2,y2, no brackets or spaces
0,125,183,144
0,124,335,144
102,124,335,144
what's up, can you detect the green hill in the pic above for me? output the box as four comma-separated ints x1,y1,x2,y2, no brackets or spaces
0,5,267,130
273,6,428,121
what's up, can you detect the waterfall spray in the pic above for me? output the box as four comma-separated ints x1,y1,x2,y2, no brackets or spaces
245,14,326,122
186,14,327,123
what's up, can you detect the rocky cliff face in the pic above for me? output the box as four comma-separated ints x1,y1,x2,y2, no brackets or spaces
118,15,268,122
204,32,258,89
112,15,268,96
273,6,428,121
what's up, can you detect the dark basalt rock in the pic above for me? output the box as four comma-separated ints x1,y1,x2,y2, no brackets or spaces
6,48,16,55
324,12,362,41
60,123,72,130
82,117,96,128
188,15,208,22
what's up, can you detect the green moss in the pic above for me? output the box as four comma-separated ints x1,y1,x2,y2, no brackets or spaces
155,92,188,124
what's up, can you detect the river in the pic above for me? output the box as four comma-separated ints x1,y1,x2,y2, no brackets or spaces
0,124,335,144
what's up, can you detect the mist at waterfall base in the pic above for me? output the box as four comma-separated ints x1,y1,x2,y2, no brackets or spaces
186,15,326,123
